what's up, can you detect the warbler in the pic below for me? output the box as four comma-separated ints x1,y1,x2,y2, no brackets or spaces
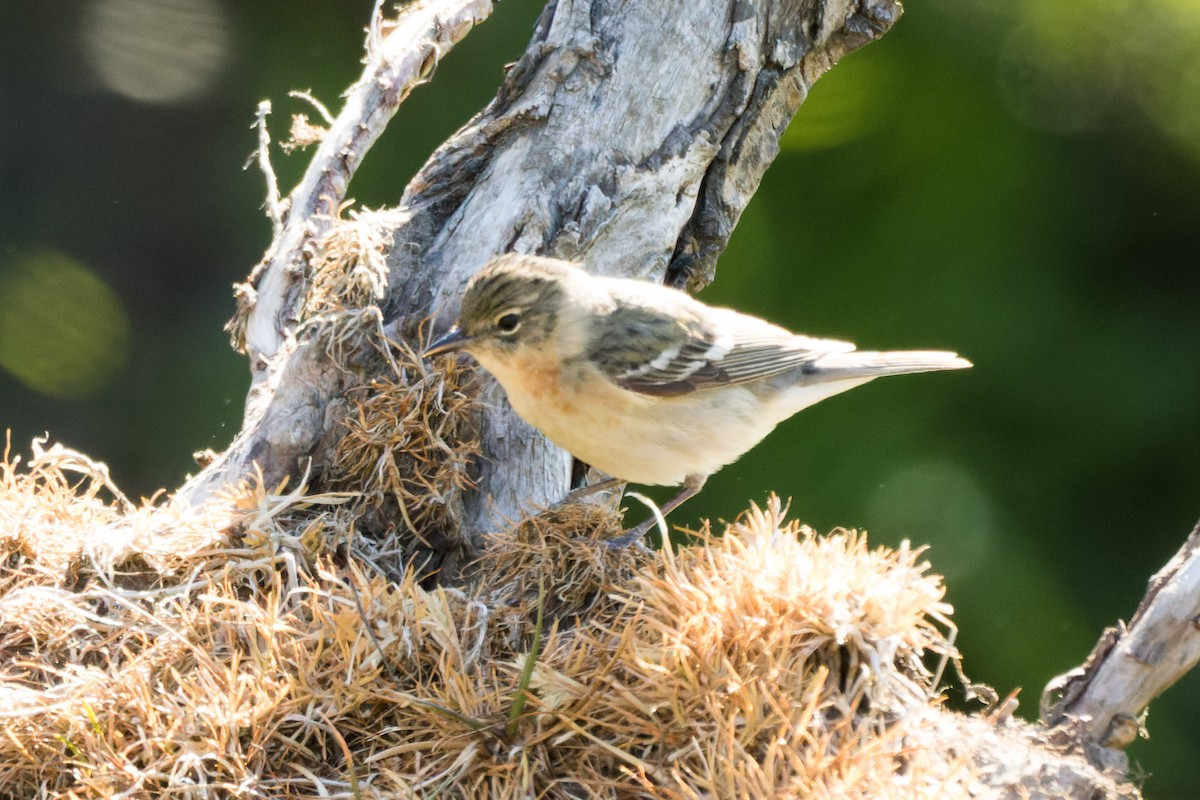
426,253,970,542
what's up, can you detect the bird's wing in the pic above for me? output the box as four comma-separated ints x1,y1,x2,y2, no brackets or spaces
586,302,854,397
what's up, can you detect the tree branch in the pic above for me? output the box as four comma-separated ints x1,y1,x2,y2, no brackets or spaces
230,0,495,365
1043,520,1200,756
176,0,493,509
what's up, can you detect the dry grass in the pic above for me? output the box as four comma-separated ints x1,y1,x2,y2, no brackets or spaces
325,343,482,581
0,421,994,799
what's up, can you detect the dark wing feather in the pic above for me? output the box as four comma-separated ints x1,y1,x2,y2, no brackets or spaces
587,304,853,397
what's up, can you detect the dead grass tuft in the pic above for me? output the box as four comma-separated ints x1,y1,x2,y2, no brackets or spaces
472,504,646,652
265,212,489,577
303,212,393,318
325,339,482,581
478,500,969,799
1,427,993,800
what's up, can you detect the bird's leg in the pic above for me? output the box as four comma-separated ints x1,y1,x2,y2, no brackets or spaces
605,474,707,549
654,474,707,518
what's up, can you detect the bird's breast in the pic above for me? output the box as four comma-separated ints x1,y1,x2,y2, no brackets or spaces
483,353,778,486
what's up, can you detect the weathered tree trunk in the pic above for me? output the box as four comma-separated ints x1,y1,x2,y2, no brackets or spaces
177,0,900,551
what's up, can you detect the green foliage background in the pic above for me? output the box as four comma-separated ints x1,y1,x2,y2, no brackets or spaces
2,1,1198,794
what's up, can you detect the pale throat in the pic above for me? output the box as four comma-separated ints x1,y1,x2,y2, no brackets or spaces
472,348,569,413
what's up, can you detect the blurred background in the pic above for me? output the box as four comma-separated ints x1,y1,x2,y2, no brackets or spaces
2,0,1198,793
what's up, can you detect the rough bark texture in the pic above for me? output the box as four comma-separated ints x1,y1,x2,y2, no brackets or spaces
904,707,1138,800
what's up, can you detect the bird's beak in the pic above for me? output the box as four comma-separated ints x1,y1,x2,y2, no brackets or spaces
423,326,472,358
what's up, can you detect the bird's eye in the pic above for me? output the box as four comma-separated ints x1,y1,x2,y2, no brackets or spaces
495,312,521,334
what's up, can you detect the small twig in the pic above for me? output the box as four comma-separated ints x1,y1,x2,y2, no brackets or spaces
288,90,336,125
251,101,284,239
368,0,387,53
281,92,336,154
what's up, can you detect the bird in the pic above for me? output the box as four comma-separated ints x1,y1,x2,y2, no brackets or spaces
425,253,970,545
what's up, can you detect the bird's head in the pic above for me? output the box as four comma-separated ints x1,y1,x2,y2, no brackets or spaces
425,254,575,360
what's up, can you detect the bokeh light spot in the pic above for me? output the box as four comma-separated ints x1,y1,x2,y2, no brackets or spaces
866,460,995,581
1142,51,1200,163
82,0,231,104
0,250,132,398
1002,1,1200,164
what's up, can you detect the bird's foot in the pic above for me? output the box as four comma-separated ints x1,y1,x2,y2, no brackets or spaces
601,474,708,549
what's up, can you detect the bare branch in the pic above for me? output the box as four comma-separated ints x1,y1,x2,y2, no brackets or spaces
251,100,285,239
287,90,335,126
1044,520,1200,751
231,0,495,363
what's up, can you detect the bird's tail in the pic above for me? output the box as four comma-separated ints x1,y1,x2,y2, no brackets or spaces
807,350,972,382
